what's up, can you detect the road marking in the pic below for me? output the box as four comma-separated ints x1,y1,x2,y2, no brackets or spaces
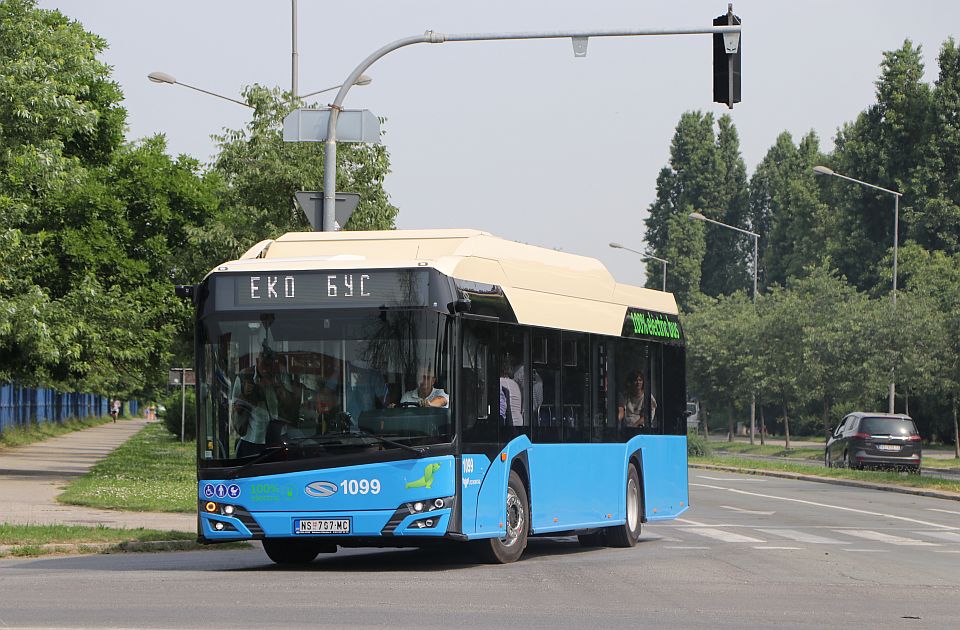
753,546,801,550
755,528,844,544
664,546,711,550
927,508,960,516
838,530,939,546
678,527,765,543
933,550,960,554
911,530,960,543
843,548,889,553
675,518,746,527
695,483,958,530
697,476,765,482
720,505,776,516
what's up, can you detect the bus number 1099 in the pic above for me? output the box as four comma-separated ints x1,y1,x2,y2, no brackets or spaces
340,478,380,495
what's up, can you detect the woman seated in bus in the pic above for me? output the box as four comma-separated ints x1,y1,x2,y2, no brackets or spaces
397,366,449,408
618,370,656,429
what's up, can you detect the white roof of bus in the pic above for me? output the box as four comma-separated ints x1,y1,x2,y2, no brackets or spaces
213,229,678,336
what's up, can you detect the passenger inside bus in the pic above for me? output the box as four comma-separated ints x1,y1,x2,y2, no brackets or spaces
618,370,657,429
233,369,270,458
499,356,523,427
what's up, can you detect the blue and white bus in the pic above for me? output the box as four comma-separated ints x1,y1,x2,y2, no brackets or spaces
194,229,688,564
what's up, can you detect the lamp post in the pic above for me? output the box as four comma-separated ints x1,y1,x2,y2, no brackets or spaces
813,165,901,414
609,242,668,291
689,211,760,444
147,71,372,106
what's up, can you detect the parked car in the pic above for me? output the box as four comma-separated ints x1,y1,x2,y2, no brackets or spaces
825,412,921,473
685,400,700,431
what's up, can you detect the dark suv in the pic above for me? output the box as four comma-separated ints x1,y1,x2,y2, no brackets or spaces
825,412,921,473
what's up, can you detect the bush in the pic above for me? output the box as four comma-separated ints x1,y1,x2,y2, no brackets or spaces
687,432,711,457
159,389,196,441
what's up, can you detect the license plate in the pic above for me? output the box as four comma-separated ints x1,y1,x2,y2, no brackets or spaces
294,518,350,534
876,444,901,451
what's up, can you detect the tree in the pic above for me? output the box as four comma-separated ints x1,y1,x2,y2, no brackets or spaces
755,286,805,448
0,1,214,398
662,210,706,309
749,132,829,287
895,244,960,450
190,85,399,271
790,267,880,434
684,292,758,440
826,40,935,291
700,115,750,297
909,38,960,254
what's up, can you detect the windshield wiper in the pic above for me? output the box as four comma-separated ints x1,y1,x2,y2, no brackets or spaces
320,430,426,456
226,446,284,479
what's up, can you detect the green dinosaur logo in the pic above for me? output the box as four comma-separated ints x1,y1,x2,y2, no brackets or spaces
406,463,441,489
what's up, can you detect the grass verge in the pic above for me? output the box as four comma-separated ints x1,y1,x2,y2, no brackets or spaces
691,455,960,494
708,442,824,460
0,416,112,449
0,524,250,558
0,523,194,545
58,422,195,512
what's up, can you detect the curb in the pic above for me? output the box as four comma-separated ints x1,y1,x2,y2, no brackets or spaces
690,463,960,502
0,539,252,557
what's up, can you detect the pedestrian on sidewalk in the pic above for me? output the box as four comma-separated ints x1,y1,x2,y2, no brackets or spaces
110,399,121,423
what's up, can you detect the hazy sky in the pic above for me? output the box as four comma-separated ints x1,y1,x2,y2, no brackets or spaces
37,1,960,285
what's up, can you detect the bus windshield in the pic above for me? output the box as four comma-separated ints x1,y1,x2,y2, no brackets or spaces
197,309,453,464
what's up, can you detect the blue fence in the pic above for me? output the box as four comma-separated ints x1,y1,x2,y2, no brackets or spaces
0,383,138,434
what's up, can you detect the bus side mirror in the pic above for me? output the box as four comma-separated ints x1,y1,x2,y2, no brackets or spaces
447,298,472,314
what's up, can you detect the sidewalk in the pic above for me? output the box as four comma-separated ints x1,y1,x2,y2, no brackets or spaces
0,418,195,533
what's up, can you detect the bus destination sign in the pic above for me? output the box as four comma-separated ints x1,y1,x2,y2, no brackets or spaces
621,308,684,345
218,269,429,310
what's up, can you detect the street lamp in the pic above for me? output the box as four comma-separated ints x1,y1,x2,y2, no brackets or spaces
298,75,373,100
609,242,668,292
147,71,252,108
813,165,901,414
689,210,761,444
147,71,372,106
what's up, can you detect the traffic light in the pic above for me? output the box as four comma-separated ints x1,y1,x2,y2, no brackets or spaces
713,4,741,108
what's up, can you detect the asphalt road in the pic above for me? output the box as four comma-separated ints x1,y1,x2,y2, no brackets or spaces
1,472,958,630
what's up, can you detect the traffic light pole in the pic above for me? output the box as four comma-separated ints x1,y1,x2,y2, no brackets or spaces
321,23,742,232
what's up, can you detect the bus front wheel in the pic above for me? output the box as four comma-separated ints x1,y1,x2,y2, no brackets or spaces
472,470,529,564
262,538,335,565
607,463,642,548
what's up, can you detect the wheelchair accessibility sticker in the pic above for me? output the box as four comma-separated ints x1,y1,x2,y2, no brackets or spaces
203,483,241,499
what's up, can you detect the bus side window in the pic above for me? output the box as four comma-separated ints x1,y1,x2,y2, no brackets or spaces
662,345,686,435
561,332,589,442
498,324,528,439
593,337,617,443
461,319,497,444
532,330,561,444
649,344,662,433
615,338,655,438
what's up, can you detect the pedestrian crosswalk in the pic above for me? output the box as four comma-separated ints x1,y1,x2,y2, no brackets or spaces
653,524,960,550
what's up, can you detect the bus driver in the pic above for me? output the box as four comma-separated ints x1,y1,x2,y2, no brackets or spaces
398,366,449,408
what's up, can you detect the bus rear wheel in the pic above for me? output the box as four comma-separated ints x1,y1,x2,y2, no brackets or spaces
262,538,335,565
607,464,642,548
472,470,528,564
